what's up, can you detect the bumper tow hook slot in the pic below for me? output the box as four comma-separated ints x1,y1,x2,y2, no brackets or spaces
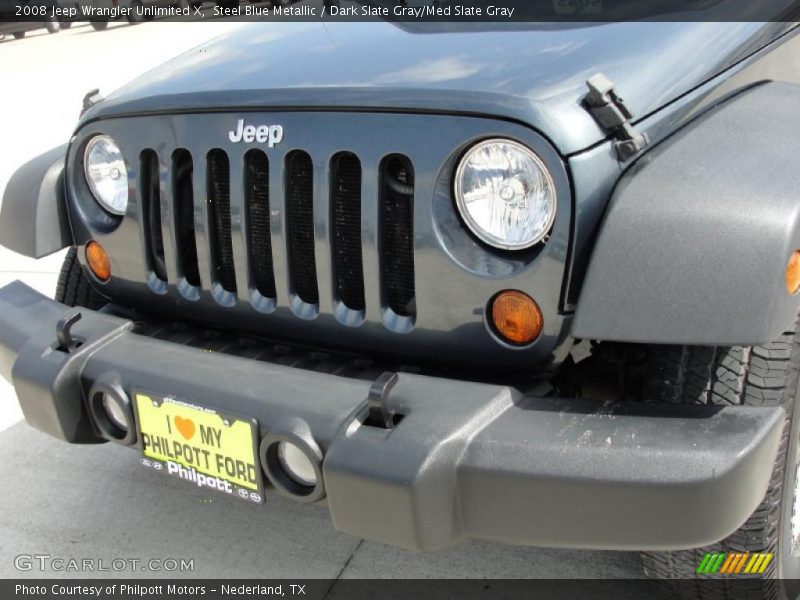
56,311,83,353
367,371,399,429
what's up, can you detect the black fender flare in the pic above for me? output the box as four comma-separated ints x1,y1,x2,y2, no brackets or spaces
0,144,73,259
573,82,800,346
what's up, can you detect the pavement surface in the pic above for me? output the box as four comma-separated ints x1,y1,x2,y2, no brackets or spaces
0,18,643,581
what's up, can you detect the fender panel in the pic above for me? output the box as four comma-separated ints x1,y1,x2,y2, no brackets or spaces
573,83,800,346
0,144,73,259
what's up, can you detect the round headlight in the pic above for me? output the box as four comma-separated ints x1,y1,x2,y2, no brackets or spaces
454,139,556,250
84,135,128,215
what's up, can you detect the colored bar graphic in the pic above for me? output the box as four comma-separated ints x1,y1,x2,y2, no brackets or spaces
722,553,739,574
712,553,726,573
744,554,757,574
727,554,744,574
719,554,736,574
750,554,766,574
696,553,713,574
697,552,774,575
734,553,748,574
760,553,774,573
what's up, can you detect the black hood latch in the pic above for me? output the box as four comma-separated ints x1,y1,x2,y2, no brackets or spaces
584,73,649,161
81,88,103,116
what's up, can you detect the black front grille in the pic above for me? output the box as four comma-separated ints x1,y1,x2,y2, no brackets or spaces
331,152,365,312
140,149,167,283
171,149,201,287
207,150,236,294
380,156,416,318
286,151,319,306
245,150,276,300
138,146,416,331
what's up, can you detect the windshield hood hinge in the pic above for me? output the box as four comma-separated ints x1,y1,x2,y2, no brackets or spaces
583,73,649,161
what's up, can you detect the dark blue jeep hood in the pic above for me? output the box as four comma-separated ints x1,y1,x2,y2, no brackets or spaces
84,21,794,154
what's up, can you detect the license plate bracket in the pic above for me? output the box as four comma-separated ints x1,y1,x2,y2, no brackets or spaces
133,390,264,504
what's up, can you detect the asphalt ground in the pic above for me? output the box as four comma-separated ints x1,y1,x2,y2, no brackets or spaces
0,19,643,582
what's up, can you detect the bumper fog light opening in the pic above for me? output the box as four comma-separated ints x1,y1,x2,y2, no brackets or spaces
102,393,129,432
277,441,318,487
260,432,325,503
88,381,136,445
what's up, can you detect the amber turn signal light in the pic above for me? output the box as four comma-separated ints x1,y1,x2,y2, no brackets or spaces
787,251,800,295
85,241,111,282
490,290,543,345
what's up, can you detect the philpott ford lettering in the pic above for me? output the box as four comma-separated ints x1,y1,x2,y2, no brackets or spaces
1,16,800,599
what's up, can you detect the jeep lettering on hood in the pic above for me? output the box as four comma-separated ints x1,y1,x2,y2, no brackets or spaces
228,119,284,147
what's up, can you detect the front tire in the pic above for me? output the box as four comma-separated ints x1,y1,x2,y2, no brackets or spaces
641,325,800,600
90,20,108,30
13,31,25,39
45,18,60,33
56,248,107,309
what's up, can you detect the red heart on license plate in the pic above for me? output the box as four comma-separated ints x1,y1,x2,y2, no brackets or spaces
174,416,196,441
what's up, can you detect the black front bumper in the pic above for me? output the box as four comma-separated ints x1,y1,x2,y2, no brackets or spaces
0,281,785,552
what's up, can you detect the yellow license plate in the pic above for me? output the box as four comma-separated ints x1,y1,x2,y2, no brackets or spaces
133,391,264,504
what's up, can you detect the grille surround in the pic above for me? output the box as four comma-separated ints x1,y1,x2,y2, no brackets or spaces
66,111,572,371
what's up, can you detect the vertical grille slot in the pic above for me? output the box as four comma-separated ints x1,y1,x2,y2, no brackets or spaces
244,149,276,299
206,149,237,294
285,150,319,305
172,149,200,287
331,152,365,312
380,155,416,318
140,149,167,282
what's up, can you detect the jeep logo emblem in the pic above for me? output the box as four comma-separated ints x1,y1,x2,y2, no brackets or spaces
228,119,284,147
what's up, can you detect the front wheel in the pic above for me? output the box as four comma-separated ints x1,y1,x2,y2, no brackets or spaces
45,18,60,33
90,20,108,30
641,322,800,600
13,31,25,39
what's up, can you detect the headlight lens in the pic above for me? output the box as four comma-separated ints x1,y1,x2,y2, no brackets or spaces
454,139,556,250
84,135,128,215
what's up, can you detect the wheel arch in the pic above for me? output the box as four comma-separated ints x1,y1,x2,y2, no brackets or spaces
0,144,73,259
572,82,800,346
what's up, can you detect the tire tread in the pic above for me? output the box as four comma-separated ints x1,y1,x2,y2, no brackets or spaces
55,247,107,310
641,324,800,600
